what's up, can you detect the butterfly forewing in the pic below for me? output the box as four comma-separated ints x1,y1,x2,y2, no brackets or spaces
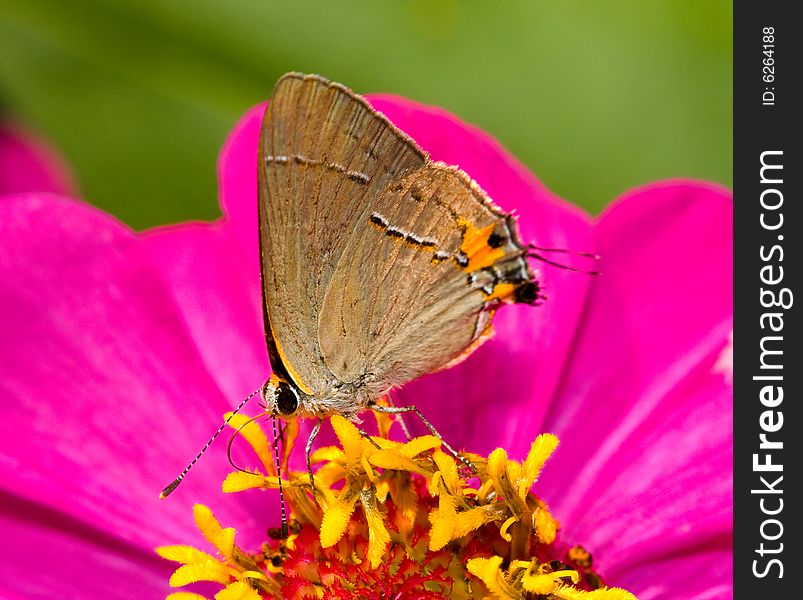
258,73,426,393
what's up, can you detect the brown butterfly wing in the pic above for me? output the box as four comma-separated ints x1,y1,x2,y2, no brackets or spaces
318,162,535,393
258,73,426,394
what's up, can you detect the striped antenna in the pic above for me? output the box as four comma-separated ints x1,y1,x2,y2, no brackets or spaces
526,244,601,275
272,414,289,539
159,386,263,499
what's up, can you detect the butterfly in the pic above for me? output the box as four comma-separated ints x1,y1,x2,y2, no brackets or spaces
162,74,592,530
257,73,542,455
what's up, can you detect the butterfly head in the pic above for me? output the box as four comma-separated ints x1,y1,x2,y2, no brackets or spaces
261,376,303,418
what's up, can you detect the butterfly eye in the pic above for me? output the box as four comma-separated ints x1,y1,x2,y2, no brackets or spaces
275,382,300,416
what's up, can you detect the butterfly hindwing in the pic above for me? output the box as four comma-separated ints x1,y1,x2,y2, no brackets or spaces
318,163,531,392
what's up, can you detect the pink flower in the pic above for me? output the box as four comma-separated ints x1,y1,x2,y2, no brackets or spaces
0,94,732,599
0,122,77,197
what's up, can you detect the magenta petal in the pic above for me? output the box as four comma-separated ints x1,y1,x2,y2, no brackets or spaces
531,182,732,584
560,369,732,584
0,492,173,599
217,103,266,285
0,123,77,197
609,542,732,600
0,194,276,553
141,220,270,402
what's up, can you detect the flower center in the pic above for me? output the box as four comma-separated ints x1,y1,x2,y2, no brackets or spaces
157,410,637,599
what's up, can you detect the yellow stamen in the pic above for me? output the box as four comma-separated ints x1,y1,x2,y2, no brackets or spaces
310,445,344,463
239,570,268,582
319,491,360,548
533,503,559,544
194,504,235,561
518,433,559,498
360,488,391,568
221,470,269,493
432,450,461,493
452,503,508,538
487,449,521,516
159,415,638,600
214,581,263,600
553,587,639,600
166,593,208,600
369,448,428,475
330,415,367,465
517,561,579,595
168,563,237,587
428,478,458,551
156,545,220,566
467,556,524,600
499,515,518,542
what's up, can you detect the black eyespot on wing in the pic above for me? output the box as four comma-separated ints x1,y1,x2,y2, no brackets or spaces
275,382,299,415
487,232,505,248
514,281,542,305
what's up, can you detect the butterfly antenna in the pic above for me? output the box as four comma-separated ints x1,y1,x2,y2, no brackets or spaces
159,386,262,499
272,414,289,539
526,244,601,275
226,411,270,473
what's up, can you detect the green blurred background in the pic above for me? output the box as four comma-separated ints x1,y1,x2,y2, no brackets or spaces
0,0,732,229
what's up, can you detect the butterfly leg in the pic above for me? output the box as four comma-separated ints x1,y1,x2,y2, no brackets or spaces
369,403,476,474
386,394,413,441
306,418,322,508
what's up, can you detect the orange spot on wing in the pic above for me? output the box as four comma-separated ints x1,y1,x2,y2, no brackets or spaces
459,220,506,272
485,283,516,303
